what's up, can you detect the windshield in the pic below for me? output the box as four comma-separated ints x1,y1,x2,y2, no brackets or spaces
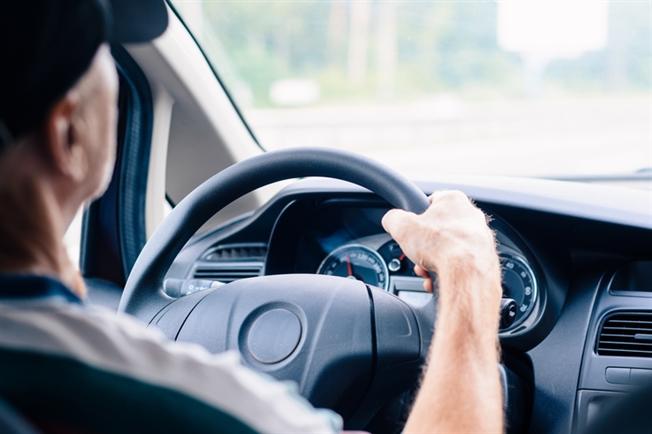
173,1,651,179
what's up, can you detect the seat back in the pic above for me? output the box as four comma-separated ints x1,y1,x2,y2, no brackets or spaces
0,348,256,434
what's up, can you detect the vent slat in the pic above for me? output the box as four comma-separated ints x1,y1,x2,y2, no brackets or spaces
193,243,266,283
597,311,652,358
609,320,652,325
194,270,260,276
599,334,641,339
194,269,262,280
603,326,652,332
202,244,267,262
599,348,652,356
599,340,652,347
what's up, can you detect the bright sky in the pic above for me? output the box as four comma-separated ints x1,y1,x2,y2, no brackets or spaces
497,0,608,59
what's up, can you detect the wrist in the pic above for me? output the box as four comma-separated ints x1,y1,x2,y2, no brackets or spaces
434,256,502,336
436,253,501,300
432,310,501,366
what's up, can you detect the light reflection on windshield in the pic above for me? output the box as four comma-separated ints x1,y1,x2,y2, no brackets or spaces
173,0,651,179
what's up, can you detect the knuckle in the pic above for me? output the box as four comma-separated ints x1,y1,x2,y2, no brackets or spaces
471,207,488,222
444,190,470,204
428,191,446,202
429,190,462,207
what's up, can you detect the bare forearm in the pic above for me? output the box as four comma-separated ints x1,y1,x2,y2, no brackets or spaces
404,267,503,434
382,191,505,434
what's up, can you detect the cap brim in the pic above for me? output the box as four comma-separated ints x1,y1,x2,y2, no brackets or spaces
109,0,169,43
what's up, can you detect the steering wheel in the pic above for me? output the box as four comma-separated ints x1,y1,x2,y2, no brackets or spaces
119,148,436,429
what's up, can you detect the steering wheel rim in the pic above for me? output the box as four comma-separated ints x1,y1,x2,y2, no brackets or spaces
119,147,429,318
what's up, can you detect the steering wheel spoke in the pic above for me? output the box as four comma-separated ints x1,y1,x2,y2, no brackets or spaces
150,274,429,426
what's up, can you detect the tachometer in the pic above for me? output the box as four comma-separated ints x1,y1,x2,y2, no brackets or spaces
317,244,390,290
500,254,538,331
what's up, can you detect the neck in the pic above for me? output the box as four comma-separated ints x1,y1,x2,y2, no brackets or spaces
0,145,85,297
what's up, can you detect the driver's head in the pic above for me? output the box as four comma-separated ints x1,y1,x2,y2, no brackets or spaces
0,1,122,208
0,45,119,205
0,0,167,204
0,0,167,285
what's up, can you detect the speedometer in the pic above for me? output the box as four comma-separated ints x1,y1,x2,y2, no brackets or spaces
317,244,390,290
500,253,538,331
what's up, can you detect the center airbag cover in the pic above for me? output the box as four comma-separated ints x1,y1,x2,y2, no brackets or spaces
244,308,302,364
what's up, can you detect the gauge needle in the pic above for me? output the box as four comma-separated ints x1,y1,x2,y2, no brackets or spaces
346,255,353,277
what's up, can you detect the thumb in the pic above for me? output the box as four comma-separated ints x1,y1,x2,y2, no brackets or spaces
381,209,416,240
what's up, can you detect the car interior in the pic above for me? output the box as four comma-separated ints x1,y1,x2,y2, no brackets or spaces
7,1,651,433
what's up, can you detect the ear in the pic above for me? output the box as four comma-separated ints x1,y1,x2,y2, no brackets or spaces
41,92,88,182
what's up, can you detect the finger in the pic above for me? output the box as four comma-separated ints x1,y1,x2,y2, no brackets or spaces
381,209,416,240
413,264,429,278
426,190,452,215
428,190,452,206
429,190,471,209
414,265,433,292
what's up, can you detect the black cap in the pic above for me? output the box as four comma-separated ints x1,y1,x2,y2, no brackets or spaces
0,0,168,148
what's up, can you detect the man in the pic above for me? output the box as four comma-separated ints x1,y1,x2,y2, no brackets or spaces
0,1,503,433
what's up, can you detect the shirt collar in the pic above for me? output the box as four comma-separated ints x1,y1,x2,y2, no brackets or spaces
0,273,83,304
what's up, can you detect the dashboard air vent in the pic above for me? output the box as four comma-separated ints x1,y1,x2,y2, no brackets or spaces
193,243,266,283
597,311,652,358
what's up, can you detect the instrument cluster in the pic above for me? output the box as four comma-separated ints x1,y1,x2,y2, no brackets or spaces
316,238,540,333
265,201,544,335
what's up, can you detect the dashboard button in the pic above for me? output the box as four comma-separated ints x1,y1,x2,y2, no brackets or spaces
392,276,427,292
605,367,630,384
500,298,518,329
388,258,401,272
630,368,652,384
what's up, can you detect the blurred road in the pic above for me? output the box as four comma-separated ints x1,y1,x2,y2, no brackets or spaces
248,96,652,179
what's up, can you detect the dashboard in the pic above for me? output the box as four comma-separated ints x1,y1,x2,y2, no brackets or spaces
163,177,652,434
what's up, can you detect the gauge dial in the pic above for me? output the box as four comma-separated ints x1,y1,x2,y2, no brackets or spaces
378,241,417,277
317,244,389,290
500,254,538,331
